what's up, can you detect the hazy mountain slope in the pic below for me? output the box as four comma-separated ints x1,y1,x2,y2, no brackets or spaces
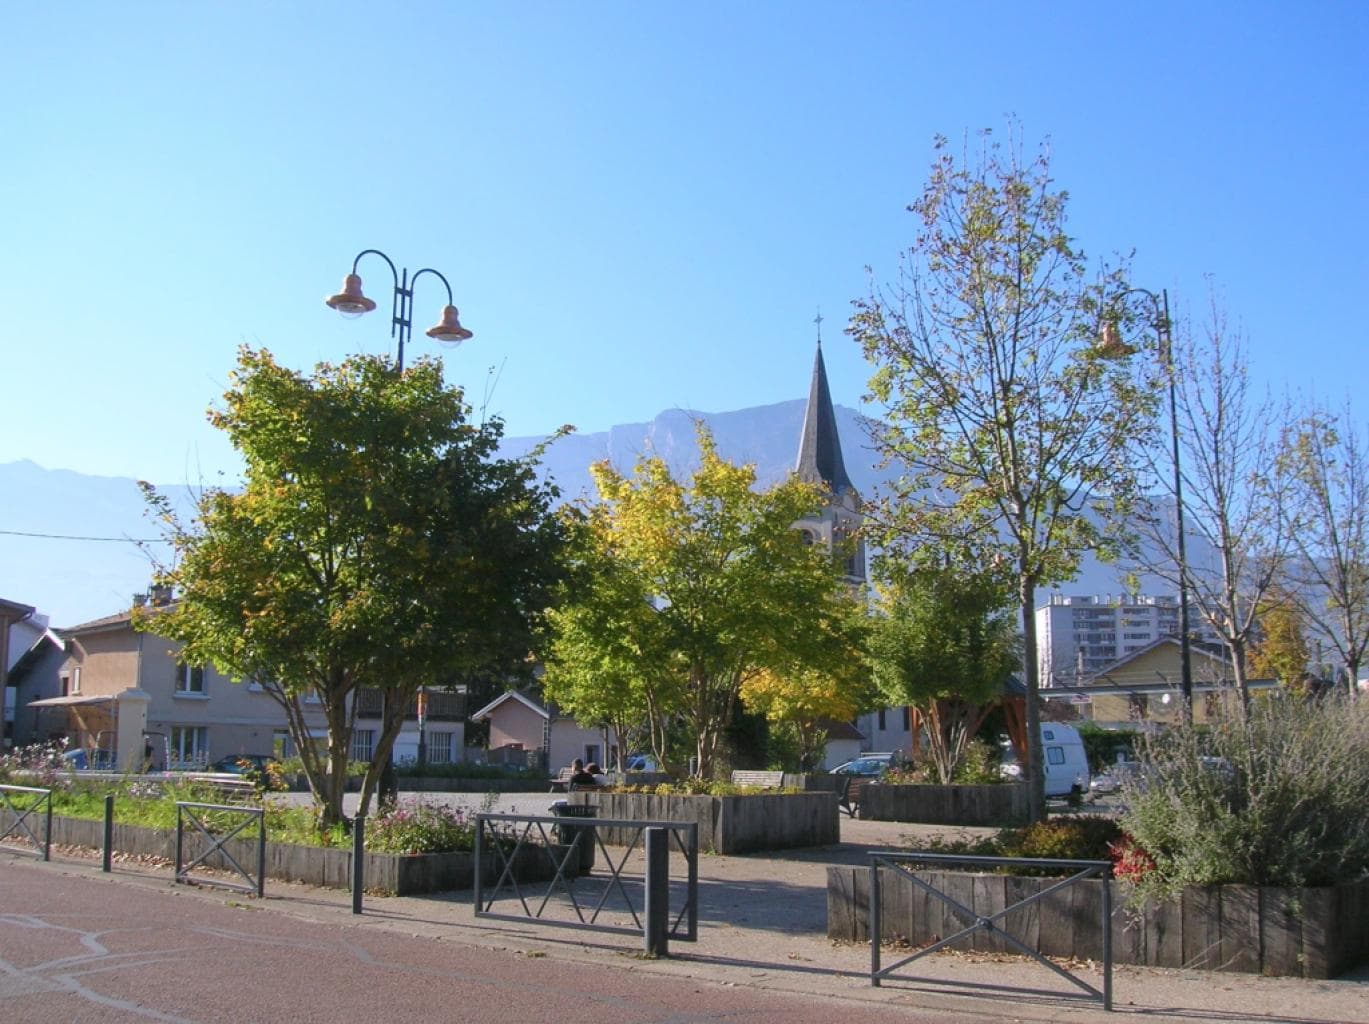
1,400,1159,627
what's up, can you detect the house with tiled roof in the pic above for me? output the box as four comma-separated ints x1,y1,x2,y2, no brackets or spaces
43,594,326,770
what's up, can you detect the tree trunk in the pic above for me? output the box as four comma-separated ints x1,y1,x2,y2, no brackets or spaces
1020,576,1046,823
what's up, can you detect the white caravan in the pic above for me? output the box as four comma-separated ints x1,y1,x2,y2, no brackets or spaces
1039,723,1089,798
1000,723,1090,798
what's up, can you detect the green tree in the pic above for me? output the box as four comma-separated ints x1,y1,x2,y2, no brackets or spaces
740,602,873,771
140,348,568,829
850,129,1157,819
1249,586,1310,690
865,565,1021,783
542,424,859,779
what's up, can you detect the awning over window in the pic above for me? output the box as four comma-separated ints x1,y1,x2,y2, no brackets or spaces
27,694,116,707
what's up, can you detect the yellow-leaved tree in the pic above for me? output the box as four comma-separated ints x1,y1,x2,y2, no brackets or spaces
543,424,862,779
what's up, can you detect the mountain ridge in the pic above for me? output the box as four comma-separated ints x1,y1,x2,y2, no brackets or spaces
1,400,1146,628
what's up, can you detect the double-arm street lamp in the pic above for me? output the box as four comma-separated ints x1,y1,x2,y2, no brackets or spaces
1100,287,1194,724
325,248,472,370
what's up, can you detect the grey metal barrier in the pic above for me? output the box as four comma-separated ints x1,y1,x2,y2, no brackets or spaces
0,783,52,861
174,800,266,897
474,812,698,956
869,851,1113,1012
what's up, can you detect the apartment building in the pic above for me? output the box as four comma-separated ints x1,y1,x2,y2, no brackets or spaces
1036,593,1213,686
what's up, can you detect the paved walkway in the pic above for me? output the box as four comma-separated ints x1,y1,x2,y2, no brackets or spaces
9,792,1369,1023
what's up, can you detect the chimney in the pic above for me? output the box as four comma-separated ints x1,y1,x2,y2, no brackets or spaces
132,593,148,608
149,585,173,607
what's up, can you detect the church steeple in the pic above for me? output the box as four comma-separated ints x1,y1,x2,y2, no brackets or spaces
794,335,854,496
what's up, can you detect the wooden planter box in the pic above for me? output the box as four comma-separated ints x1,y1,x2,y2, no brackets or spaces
569,791,838,854
858,783,1029,825
1,810,555,896
827,865,1369,979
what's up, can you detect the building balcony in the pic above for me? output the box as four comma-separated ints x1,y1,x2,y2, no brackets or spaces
353,687,466,721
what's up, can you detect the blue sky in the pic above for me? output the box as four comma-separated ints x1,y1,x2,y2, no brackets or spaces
2,1,1366,487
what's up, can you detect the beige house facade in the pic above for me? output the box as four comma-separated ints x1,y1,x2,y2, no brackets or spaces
1040,637,1278,728
45,608,324,770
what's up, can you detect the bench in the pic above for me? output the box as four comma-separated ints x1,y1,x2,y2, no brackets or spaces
181,773,261,804
548,767,576,793
729,769,786,790
836,775,874,818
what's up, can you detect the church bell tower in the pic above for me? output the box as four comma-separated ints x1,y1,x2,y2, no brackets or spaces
793,324,865,586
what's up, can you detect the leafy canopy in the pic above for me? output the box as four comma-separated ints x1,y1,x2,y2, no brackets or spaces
542,424,862,778
143,347,568,827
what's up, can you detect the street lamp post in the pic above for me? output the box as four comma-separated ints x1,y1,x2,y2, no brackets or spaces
325,248,473,802
325,248,472,371
1101,287,1194,724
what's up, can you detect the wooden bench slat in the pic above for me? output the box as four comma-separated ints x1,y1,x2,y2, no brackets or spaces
729,770,786,789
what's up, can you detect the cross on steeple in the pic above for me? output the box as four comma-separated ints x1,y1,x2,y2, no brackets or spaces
813,308,823,346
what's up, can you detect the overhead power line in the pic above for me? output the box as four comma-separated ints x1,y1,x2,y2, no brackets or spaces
0,528,171,543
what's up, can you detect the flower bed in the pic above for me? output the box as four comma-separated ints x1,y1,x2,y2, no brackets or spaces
826,864,1369,978
568,790,838,854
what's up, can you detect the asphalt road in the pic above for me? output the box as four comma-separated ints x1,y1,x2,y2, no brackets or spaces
0,859,971,1024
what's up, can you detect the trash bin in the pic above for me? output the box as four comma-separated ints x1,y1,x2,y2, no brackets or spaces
549,801,598,874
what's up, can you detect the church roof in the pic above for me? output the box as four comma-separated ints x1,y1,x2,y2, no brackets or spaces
794,343,854,495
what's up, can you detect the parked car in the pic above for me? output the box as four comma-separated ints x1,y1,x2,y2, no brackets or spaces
1090,760,1141,796
832,754,894,777
210,754,280,775
623,753,660,772
61,748,115,770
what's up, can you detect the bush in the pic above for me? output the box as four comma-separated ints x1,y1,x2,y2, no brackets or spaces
906,815,1123,875
1121,692,1369,899
365,801,474,854
997,815,1123,862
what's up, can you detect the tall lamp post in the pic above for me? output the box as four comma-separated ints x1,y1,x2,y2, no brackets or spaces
325,249,472,370
1100,287,1194,724
325,248,473,802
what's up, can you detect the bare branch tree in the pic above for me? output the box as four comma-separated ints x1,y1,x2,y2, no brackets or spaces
1279,399,1369,698
851,127,1160,821
1131,293,1293,710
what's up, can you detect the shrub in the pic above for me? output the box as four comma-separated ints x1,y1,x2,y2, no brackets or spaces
997,815,1123,862
1121,692,1369,899
365,801,474,854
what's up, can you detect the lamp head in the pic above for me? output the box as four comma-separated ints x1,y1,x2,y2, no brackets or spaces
426,305,474,345
1096,320,1139,360
325,273,377,319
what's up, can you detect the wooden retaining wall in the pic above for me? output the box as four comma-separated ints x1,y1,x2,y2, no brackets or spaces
0,811,555,896
826,865,1369,979
858,783,1029,825
569,791,838,854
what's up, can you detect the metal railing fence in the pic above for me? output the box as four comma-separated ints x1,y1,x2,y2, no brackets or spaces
869,850,1114,1012
0,784,52,860
174,800,266,897
474,812,697,954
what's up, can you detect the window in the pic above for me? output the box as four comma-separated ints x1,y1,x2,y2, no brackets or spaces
72,667,82,694
176,662,206,695
901,706,910,729
1128,694,1150,720
1047,746,1065,765
878,708,887,730
272,731,291,758
169,726,208,767
350,729,375,763
584,744,601,766
428,731,453,764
